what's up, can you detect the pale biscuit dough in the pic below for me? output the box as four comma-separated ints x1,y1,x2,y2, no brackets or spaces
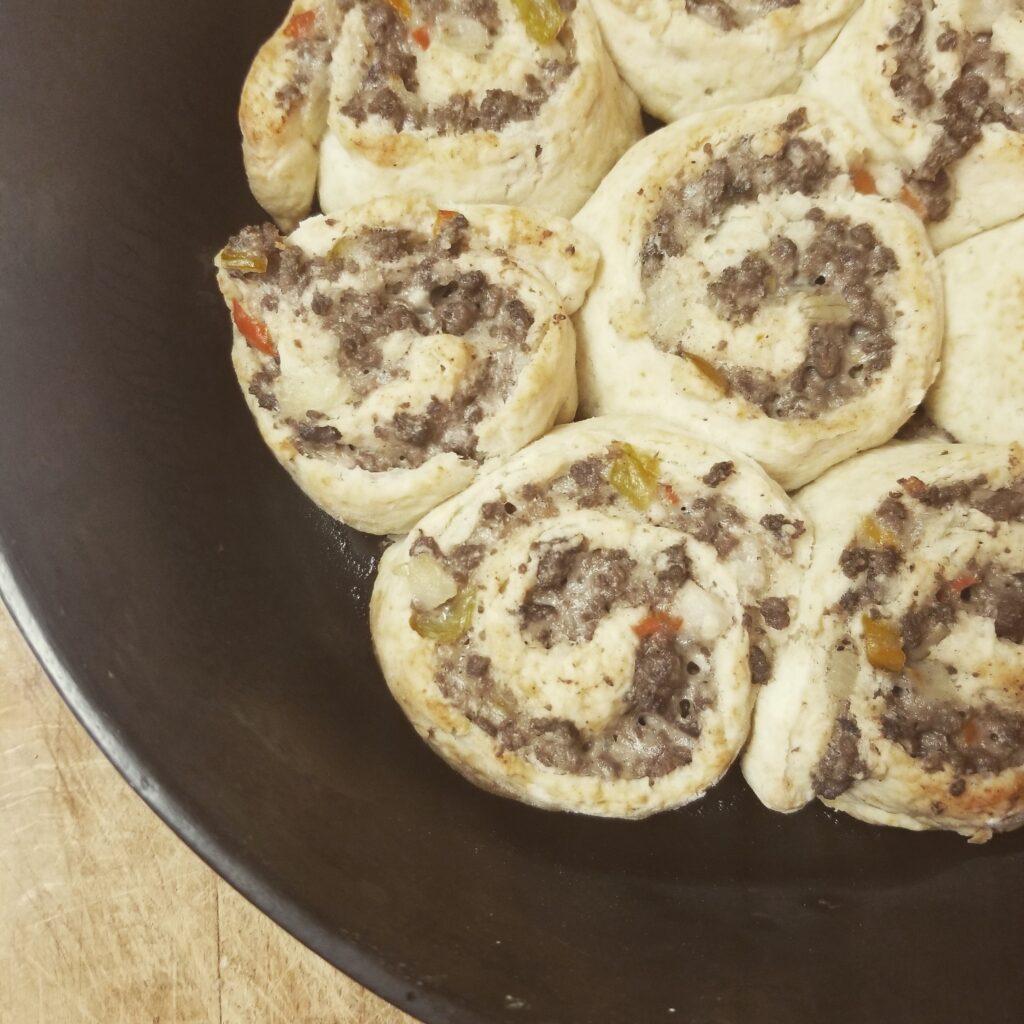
215,197,596,535
590,0,860,123
804,0,1024,250
370,416,811,817
241,0,642,230
926,217,1024,443
573,96,943,492
743,442,1024,838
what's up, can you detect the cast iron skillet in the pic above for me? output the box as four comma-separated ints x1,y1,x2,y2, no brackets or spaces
2,4,1022,1022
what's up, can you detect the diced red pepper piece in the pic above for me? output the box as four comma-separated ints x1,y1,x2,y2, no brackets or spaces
433,208,458,236
283,9,316,38
851,166,877,195
412,25,431,48
899,185,926,219
661,483,680,505
232,300,277,358
633,612,683,638
949,573,980,595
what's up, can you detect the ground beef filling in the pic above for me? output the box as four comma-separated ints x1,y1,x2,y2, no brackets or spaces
436,546,715,781
638,111,900,420
881,687,1024,778
438,450,767,565
519,539,694,648
277,10,337,113
436,630,716,779
337,0,577,134
743,598,790,684
412,451,794,779
813,703,868,798
685,0,798,32
702,460,735,487
820,473,1024,792
887,0,1024,220
835,477,1024,616
223,216,535,471
704,214,898,419
640,108,837,275
520,542,637,647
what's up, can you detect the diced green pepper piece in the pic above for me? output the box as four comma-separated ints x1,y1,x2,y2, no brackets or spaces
410,587,477,643
219,247,268,273
609,443,661,511
511,0,566,44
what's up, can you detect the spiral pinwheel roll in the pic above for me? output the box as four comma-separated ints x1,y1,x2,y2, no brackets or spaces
589,0,859,123
371,417,811,817
743,443,1024,838
215,197,595,535
240,0,642,229
925,217,1024,444
573,97,943,491
804,0,1024,250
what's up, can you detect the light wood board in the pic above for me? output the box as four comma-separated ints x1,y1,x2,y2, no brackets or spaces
0,603,417,1024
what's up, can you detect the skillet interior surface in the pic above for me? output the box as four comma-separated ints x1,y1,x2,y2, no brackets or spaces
1,3,1022,1022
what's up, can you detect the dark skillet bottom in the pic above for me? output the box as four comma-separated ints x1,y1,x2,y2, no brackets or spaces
1,4,1022,1023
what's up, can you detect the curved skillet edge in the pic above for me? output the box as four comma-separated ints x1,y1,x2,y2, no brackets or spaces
0,552,465,1024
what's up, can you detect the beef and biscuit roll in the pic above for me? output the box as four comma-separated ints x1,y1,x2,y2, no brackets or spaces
589,0,860,123
573,98,943,491
743,443,1024,839
241,0,642,229
215,198,595,534
804,0,1024,250
371,417,811,817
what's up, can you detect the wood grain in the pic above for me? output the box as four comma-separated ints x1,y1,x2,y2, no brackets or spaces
0,604,417,1024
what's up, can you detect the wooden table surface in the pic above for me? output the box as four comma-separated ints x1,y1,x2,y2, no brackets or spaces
0,603,417,1024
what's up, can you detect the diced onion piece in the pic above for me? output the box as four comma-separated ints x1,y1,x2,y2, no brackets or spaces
408,553,458,611
511,0,566,44
610,443,661,511
410,587,477,643
329,235,358,262
802,292,852,324
861,615,906,672
685,352,730,394
440,15,491,54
